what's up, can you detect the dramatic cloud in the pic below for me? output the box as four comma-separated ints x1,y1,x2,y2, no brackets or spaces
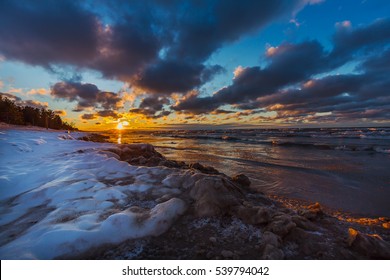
129,95,171,119
27,88,49,96
331,18,390,64
0,0,311,95
80,114,97,120
0,0,99,67
174,40,330,113
2,1,388,125
173,18,390,123
51,81,121,111
133,61,224,94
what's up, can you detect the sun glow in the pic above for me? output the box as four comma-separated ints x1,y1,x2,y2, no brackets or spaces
116,120,129,130
116,122,124,130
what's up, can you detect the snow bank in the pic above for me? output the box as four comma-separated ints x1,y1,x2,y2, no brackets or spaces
0,129,187,259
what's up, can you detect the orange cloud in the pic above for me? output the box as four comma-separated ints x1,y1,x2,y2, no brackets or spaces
27,88,49,95
9,87,23,94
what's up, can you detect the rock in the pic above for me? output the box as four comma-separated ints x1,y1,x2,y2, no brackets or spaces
347,228,390,259
189,176,241,217
78,133,110,142
262,231,280,247
291,215,318,231
189,162,219,174
145,156,162,166
237,206,273,225
114,144,165,166
206,252,214,259
221,250,234,258
209,237,217,244
266,214,296,237
159,160,182,168
232,174,251,188
155,194,173,203
299,202,324,220
262,244,284,260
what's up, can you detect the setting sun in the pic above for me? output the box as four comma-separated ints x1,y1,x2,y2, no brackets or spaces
116,122,123,130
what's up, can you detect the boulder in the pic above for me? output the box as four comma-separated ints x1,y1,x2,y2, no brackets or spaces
291,215,318,231
347,228,390,259
298,202,324,220
262,231,280,247
262,244,284,260
189,163,219,174
237,205,273,225
266,214,296,237
232,174,251,188
221,250,234,258
189,176,241,217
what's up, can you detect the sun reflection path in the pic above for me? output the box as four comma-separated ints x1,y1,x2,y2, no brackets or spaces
117,133,122,144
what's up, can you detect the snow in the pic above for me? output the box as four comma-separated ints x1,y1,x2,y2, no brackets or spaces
0,129,187,259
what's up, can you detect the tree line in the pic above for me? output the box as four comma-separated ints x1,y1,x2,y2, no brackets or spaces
0,95,77,130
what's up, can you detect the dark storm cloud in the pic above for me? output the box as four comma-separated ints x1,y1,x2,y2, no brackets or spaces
331,18,390,65
0,0,307,94
51,81,121,111
257,65,390,122
80,110,118,120
96,110,119,118
80,114,97,120
164,0,305,62
174,40,330,112
133,61,224,94
0,0,99,67
129,95,171,119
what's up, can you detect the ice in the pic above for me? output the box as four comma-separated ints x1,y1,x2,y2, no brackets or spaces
0,129,187,259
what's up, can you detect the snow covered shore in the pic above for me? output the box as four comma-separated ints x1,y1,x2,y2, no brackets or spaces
0,127,389,259
0,129,187,259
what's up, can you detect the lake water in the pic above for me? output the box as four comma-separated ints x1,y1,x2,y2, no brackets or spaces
98,127,390,217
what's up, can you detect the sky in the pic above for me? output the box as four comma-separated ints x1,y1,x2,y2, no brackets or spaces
0,0,389,130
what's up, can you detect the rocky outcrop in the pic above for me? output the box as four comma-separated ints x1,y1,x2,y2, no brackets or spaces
348,228,390,259
189,176,242,217
76,142,390,260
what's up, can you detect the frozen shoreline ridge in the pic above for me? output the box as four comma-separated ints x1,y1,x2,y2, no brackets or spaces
0,128,389,259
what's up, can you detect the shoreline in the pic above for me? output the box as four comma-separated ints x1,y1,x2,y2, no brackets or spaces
0,126,389,259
